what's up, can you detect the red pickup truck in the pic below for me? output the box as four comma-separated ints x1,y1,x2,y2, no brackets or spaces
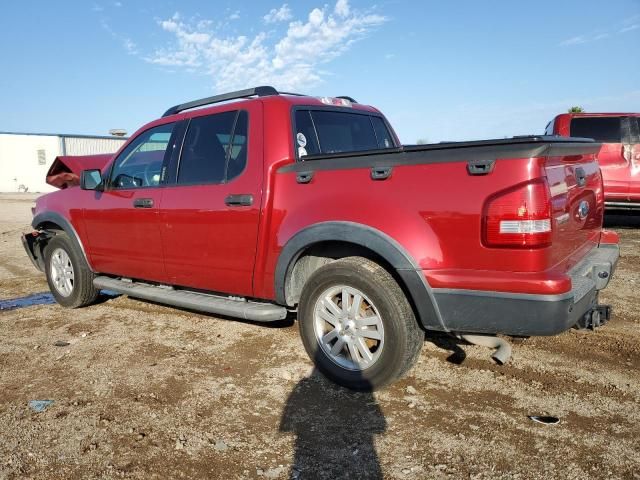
546,113,640,209
23,87,619,389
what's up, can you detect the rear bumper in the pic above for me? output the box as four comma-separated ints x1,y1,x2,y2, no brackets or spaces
429,244,619,336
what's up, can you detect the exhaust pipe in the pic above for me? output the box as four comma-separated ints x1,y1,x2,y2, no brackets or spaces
459,334,512,365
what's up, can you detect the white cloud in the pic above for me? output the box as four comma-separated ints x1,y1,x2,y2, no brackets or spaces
122,38,138,54
264,4,293,24
335,0,350,17
229,11,240,21
560,18,640,46
101,19,138,55
146,0,386,92
559,35,587,46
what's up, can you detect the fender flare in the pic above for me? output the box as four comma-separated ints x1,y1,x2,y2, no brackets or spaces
32,211,95,272
274,221,446,331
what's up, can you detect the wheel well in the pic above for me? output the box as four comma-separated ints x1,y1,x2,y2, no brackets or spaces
37,221,64,233
285,241,405,307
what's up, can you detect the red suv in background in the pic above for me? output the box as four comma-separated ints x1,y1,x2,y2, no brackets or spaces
546,113,640,210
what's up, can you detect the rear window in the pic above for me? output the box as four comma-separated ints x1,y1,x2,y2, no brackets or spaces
570,117,622,143
294,109,395,158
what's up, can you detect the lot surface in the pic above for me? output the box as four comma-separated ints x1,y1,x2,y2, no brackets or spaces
0,192,639,480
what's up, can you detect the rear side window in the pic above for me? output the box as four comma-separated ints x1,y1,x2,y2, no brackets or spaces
178,110,248,185
294,110,321,156
371,116,394,148
570,117,622,143
294,109,395,158
544,118,555,135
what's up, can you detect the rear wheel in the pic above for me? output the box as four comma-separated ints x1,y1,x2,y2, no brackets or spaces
298,257,423,390
44,233,99,308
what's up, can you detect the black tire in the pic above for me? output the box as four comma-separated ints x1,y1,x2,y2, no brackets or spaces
298,256,423,390
44,232,99,308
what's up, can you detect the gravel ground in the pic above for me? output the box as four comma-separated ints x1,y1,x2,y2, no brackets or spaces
0,193,638,480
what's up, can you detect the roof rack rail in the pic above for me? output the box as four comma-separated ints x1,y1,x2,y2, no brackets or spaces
163,86,279,117
336,96,357,103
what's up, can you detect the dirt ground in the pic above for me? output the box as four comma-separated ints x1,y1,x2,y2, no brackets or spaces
0,192,638,480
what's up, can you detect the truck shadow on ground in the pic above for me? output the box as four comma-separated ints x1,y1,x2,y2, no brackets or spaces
424,332,468,364
280,361,385,480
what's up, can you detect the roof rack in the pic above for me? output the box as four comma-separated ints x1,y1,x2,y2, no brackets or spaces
162,86,279,117
336,96,358,103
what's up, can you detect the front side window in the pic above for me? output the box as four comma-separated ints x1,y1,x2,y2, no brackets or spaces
570,117,622,143
294,109,395,158
178,110,248,185
109,123,174,189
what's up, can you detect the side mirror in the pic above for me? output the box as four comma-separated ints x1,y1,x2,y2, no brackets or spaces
80,169,103,191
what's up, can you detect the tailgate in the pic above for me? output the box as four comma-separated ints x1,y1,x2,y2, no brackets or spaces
545,147,603,267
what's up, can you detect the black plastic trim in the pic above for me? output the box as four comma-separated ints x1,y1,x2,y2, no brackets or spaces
31,212,94,271
432,289,586,336
21,233,44,272
274,221,444,330
278,137,601,175
163,86,277,117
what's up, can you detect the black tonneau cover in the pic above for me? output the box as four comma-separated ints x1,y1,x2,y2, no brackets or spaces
278,136,600,174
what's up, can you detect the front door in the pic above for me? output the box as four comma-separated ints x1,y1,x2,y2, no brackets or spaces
160,105,263,297
82,122,177,282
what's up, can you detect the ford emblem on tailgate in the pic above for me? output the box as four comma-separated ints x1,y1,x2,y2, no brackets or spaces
578,200,590,219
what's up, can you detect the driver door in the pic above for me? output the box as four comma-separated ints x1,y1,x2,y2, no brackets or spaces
82,122,178,282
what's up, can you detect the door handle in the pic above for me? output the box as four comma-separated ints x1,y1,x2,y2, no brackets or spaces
225,194,253,207
133,198,154,208
371,166,392,180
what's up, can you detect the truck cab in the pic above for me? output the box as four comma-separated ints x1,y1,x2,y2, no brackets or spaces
23,87,620,390
546,113,640,210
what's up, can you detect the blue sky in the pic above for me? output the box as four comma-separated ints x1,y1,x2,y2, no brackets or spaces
1,0,639,143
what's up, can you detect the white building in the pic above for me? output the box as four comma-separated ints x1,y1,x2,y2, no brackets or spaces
0,132,127,193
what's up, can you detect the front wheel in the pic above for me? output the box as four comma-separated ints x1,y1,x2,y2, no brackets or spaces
298,257,423,390
44,232,99,308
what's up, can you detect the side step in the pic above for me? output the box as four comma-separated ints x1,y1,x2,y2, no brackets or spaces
93,276,288,322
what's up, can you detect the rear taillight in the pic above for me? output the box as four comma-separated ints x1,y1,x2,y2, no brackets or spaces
483,180,552,248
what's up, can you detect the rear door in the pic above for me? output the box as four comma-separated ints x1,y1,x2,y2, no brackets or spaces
569,116,627,200
159,104,263,297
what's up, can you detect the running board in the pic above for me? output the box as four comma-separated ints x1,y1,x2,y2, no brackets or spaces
93,276,288,322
